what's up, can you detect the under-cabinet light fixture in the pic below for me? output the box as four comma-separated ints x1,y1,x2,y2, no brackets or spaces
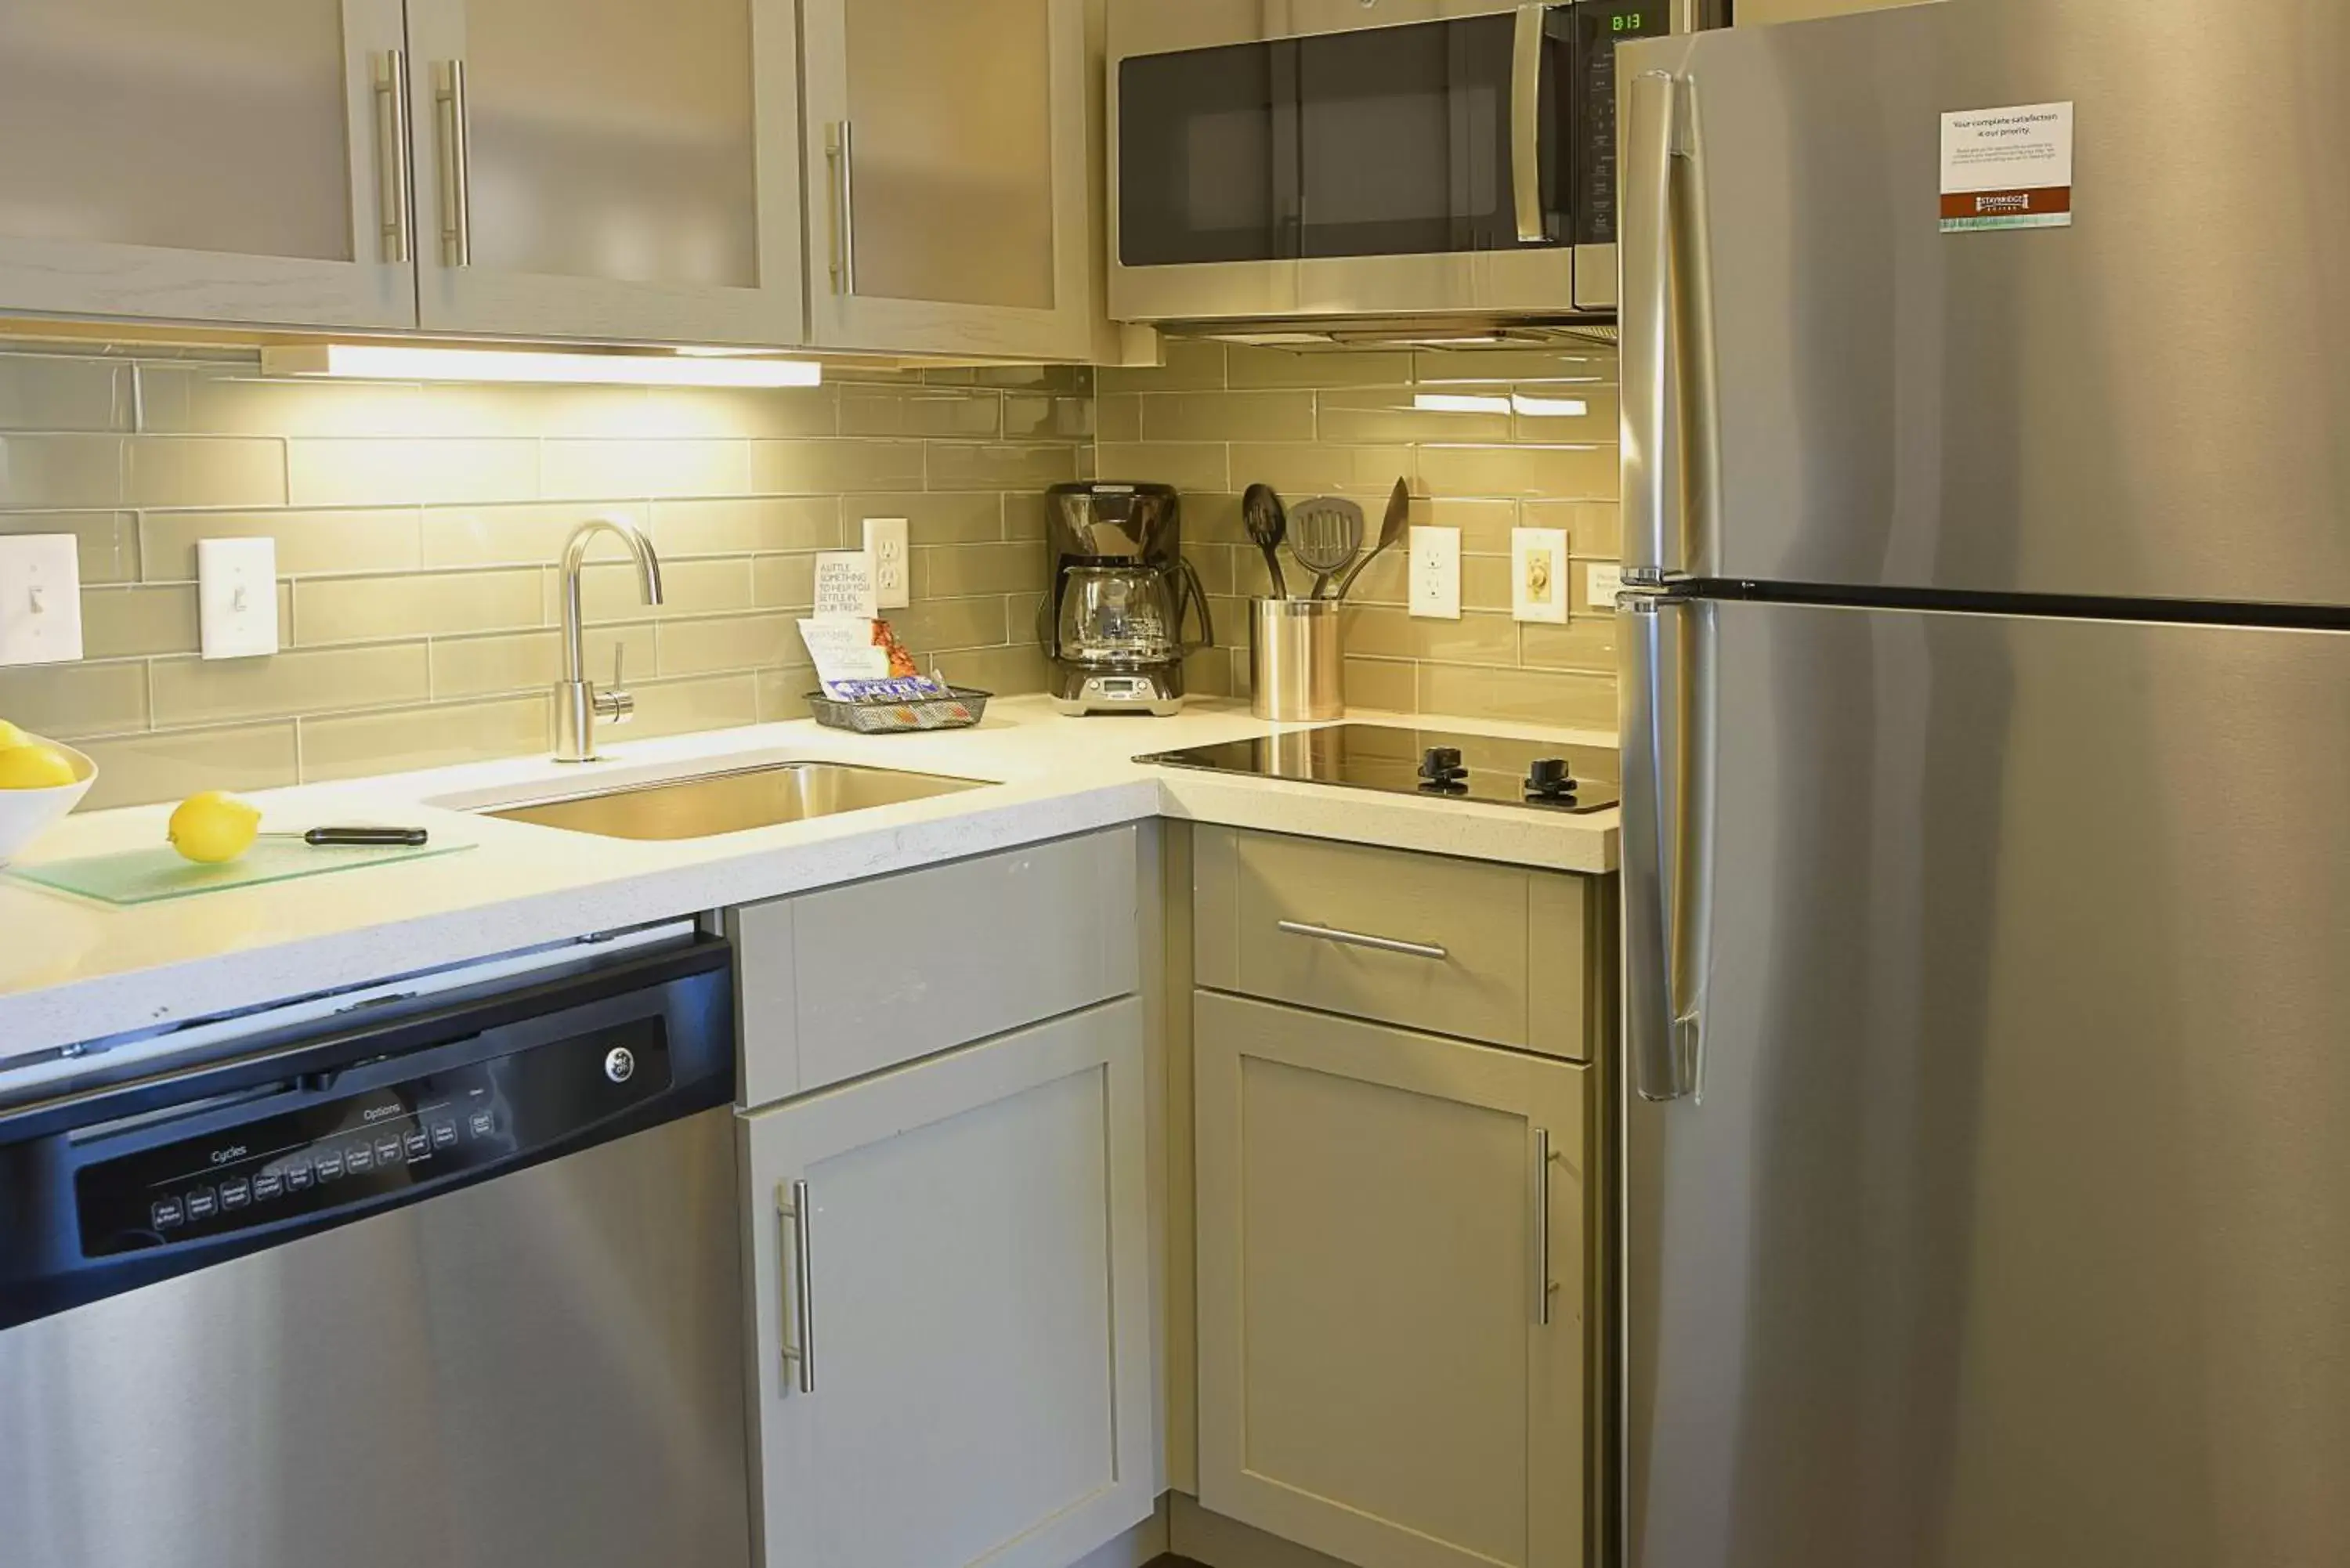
1412,392,1589,417
262,344,824,388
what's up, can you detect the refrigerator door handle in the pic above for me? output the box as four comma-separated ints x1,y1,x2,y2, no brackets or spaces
1621,70,1720,584
1623,594,1715,1103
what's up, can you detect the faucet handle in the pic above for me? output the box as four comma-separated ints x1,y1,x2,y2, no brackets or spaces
594,641,636,725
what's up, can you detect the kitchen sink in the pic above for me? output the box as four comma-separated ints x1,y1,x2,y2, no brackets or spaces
476,761,992,840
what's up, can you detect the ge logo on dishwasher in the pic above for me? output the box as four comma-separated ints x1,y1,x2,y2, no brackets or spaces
603,1047,636,1084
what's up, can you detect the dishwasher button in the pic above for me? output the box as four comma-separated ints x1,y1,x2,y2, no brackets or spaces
219,1179,251,1211
468,1110,497,1140
403,1129,431,1162
428,1119,459,1149
251,1171,284,1201
152,1198,186,1230
315,1149,347,1180
374,1136,403,1166
185,1187,219,1220
286,1162,317,1191
345,1144,374,1174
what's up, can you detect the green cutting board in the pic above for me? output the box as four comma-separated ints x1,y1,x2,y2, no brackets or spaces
8,839,472,906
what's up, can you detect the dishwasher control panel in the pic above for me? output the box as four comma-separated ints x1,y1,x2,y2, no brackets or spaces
75,1017,671,1257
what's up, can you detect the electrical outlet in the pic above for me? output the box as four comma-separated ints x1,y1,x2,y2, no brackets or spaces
0,534,83,667
863,516,910,610
1511,527,1569,623
198,537,280,659
1408,526,1461,620
1585,562,1625,612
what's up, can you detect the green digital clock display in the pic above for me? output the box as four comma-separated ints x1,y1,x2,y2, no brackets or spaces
1614,12,1644,30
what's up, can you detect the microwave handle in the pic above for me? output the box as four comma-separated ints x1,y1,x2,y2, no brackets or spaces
1510,5,1549,244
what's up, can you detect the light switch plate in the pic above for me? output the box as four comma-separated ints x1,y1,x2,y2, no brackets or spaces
198,537,280,659
0,534,84,667
862,516,910,610
1585,562,1625,612
1408,526,1461,620
1511,527,1570,623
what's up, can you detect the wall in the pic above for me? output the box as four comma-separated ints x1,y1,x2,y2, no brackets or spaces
1098,340,1621,730
0,345,1088,808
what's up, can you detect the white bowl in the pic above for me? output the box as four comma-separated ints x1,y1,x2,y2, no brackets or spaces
0,738,97,867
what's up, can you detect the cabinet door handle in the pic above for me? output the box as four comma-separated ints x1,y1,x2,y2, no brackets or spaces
776,1179,817,1393
432,59,474,268
826,121,858,294
1535,1129,1560,1326
372,50,414,264
1274,920,1448,963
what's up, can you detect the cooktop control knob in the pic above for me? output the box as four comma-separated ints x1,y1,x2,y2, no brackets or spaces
1525,757,1578,800
1418,746,1468,791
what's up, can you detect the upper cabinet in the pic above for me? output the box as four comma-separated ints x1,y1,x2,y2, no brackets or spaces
797,0,1097,360
402,0,804,345
0,0,417,330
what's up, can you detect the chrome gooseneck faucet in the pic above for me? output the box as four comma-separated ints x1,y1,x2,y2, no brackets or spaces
554,515,664,763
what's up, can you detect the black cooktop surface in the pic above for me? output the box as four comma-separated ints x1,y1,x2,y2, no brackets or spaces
1137,724,1619,815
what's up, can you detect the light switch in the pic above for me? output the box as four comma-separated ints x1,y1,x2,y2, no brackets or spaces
1512,527,1570,623
862,516,910,610
1408,526,1461,620
198,537,280,659
0,534,85,666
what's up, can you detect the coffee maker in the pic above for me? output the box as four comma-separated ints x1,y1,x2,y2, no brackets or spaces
1044,482,1213,715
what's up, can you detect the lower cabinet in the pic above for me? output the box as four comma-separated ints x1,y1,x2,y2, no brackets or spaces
739,998,1157,1568
1193,990,1588,1568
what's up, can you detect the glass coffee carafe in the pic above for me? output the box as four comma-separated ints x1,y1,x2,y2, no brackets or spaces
1055,565,1184,666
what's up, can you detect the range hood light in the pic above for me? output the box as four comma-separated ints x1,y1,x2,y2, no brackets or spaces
1412,392,1593,417
262,345,823,387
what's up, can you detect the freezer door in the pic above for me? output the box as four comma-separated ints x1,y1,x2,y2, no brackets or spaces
1623,598,2350,1568
1618,0,2350,604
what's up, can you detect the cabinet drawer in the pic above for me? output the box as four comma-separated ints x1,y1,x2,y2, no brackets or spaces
1193,826,1604,1059
729,826,1140,1106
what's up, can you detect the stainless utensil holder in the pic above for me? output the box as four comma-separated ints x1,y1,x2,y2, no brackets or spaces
1250,598,1343,721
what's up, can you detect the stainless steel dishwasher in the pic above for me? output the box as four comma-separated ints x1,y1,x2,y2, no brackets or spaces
0,930,750,1568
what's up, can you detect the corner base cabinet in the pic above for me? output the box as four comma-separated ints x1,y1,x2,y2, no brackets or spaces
1193,989,1588,1568
741,997,1157,1568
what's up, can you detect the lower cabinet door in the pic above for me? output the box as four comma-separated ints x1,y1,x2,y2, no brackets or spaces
742,998,1156,1568
1195,991,1587,1568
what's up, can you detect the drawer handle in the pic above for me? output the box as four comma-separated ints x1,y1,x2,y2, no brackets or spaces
1535,1128,1560,1327
1274,920,1448,962
776,1179,816,1394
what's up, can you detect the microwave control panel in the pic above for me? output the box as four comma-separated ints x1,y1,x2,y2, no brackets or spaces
1574,2,1674,246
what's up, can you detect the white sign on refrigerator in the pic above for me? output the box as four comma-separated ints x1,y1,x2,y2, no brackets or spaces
1940,101,2074,232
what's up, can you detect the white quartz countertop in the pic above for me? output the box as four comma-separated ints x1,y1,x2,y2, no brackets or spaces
0,696,1616,1061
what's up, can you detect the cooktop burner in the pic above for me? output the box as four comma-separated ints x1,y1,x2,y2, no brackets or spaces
1137,725,1620,815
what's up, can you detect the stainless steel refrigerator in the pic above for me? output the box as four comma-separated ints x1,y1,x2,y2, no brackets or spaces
1613,3,2350,1566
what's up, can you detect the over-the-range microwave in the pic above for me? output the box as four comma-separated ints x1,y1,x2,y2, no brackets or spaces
1108,1,1726,340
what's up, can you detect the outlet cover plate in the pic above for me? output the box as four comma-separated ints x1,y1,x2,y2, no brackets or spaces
1511,527,1570,623
0,534,84,667
862,516,910,610
1408,526,1461,620
198,537,280,659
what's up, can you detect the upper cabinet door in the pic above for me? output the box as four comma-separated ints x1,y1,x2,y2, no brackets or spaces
0,0,416,330
799,0,1094,359
403,0,804,345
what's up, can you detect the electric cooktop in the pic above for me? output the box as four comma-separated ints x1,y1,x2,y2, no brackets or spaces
1137,724,1619,815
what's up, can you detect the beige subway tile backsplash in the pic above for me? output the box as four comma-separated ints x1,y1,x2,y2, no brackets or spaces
3,338,1617,808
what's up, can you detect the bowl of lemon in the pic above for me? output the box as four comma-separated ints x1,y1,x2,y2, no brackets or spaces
0,721,96,867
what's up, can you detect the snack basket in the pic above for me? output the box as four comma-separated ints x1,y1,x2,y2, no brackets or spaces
804,685,991,735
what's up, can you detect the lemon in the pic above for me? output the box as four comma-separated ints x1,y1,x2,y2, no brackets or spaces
0,720,28,751
168,790,262,864
0,742,77,790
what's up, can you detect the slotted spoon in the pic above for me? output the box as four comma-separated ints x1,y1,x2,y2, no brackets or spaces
1287,497,1365,599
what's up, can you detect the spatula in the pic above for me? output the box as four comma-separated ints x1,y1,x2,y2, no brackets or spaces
1332,478,1412,601
1288,497,1365,599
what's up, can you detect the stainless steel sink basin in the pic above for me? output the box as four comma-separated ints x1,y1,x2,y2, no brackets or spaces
478,761,991,840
